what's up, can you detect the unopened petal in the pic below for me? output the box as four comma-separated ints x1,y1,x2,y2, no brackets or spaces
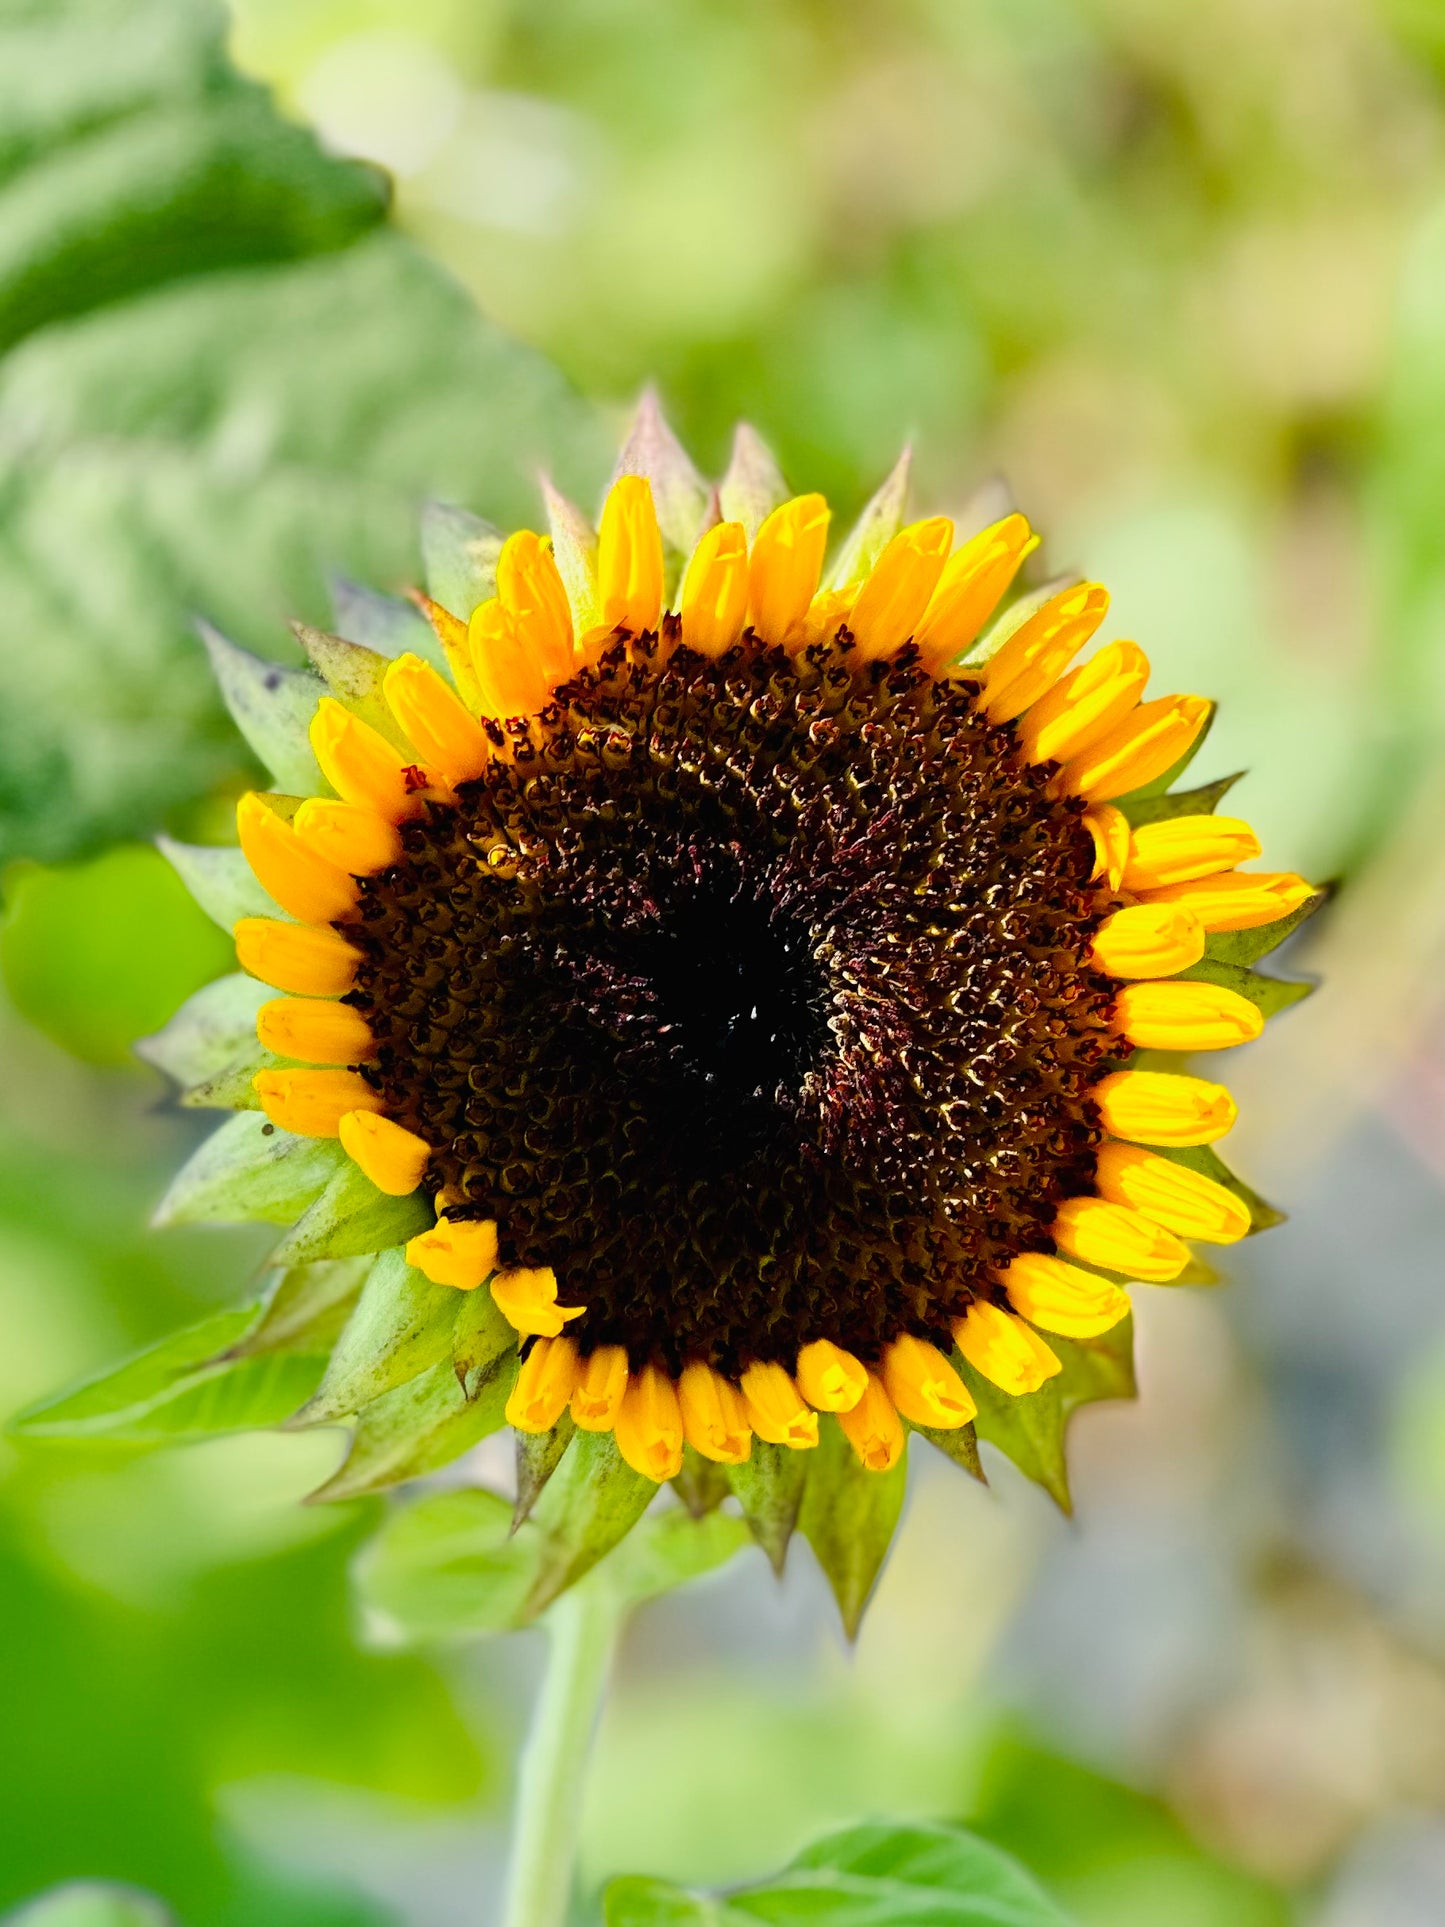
680,520,750,658
849,517,953,661
678,1361,752,1464
1003,1253,1130,1337
338,1110,431,1196
1089,902,1206,978
252,1067,381,1138
748,495,831,646
1122,815,1262,891
1094,1141,1250,1243
880,1333,976,1429
1114,980,1264,1051
795,1338,867,1412
237,792,356,926
490,1265,586,1336
1053,1194,1190,1281
836,1373,905,1471
570,1345,629,1431
234,917,359,995
507,1336,581,1433
405,1216,499,1291
954,1301,1061,1395
1093,1069,1238,1146
597,476,664,635
256,995,375,1066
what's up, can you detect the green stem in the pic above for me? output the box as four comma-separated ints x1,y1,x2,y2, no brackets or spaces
500,1578,621,1927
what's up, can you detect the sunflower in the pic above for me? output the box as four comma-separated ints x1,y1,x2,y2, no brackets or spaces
166,399,1315,1516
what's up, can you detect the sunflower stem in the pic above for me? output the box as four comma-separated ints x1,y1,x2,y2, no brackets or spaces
501,1576,621,1927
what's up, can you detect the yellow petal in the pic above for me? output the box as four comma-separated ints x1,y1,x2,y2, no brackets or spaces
507,1336,581,1433
256,996,375,1065
953,1301,1061,1395
309,696,431,821
234,917,359,995
1114,980,1264,1051
405,1216,499,1291
1002,1253,1130,1337
614,1364,685,1482
597,475,664,635
678,1361,752,1464
338,1110,431,1196
236,792,357,926
1093,1069,1238,1146
1053,1194,1190,1281
491,1266,586,1336
252,1067,381,1138
570,1345,629,1431
1018,640,1150,765
1089,903,1206,979
748,494,831,646
408,589,486,714
849,516,953,661
979,582,1109,722
384,653,495,787
680,520,750,658
1137,870,1316,933
836,1373,905,1471
738,1361,819,1449
292,798,402,876
1083,803,1131,890
1122,815,1263,891
1094,1141,1250,1244
468,597,554,719
795,1337,868,1412
497,529,575,682
914,512,1037,673
1058,694,1210,802
880,1333,976,1429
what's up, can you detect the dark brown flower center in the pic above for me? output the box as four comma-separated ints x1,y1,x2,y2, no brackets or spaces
348,627,1120,1376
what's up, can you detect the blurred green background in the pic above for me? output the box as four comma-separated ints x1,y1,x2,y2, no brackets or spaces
4,0,1445,1919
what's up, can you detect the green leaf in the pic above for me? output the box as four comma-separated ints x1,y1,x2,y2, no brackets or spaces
135,969,269,1087
514,1417,577,1530
1173,955,1315,1020
727,1441,809,1576
267,1156,432,1264
227,1256,370,1359
912,1422,986,1483
672,1444,733,1519
176,1050,276,1112
1,844,234,1065
1202,890,1328,966
3,1884,177,1927
1117,771,1244,827
330,576,436,658
452,1286,517,1400
798,1417,908,1637
719,424,789,541
292,1247,459,1424
155,838,280,930
1051,1317,1137,1417
152,1110,346,1227
310,1350,515,1503
421,500,503,618
9,1302,322,1444
958,1363,1069,1513
604,1822,1068,1927
607,1505,750,1608
827,449,910,589
197,621,325,794
356,1487,533,1638
0,0,604,867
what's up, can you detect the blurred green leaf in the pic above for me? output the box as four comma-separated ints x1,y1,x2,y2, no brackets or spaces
0,0,604,867
10,1302,322,1444
797,1418,907,1637
0,846,232,1064
3,1885,176,1927
1118,774,1244,828
605,1821,1070,1926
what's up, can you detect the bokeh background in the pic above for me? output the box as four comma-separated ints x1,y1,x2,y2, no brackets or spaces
3,0,1445,1919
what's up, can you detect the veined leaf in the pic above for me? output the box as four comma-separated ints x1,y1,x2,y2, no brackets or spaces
267,1156,432,1264
226,1256,370,1360
514,1418,577,1531
309,1351,515,1503
1174,955,1314,1019
152,1110,346,1227
672,1445,732,1520
958,1362,1069,1512
912,1421,986,1483
293,1247,460,1424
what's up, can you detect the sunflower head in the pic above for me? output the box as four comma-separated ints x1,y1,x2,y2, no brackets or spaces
149,396,1320,1629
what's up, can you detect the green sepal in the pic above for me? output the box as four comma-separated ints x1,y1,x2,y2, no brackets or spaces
197,621,325,794
290,1247,460,1425
225,1258,370,1361
671,1444,732,1519
152,1111,346,1227
827,448,910,589
135,970,269,1087
543,481,600,633
1202,889,1329,967
290,621,409,752
329,575,437,660
1173,1251,1222,1285
155,835,279,929
615,389,711,557
960,575,1080,671
309,1351,516,1503
1052,1315,1137,1416
1119,771,1245,826
519,1431,659,1618
421,500,502,619
514,1417,577,1531
798,1417,908,1637
8,1302,324,1445
958,1363,1069,1512
607,1503,749,1607
1152,1141,1285,1234
178,1050,278,1111
267,1158,432,1265
727,1440,808,1576
452,1287,515,1400
1113,701,1217,804
719,423,788,541
1173,954,1315,1020
911,1420,986,1483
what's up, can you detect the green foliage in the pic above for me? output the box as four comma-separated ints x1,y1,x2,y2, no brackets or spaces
267,1158,433,1264
3,1886,174,1927
727,1442,810,1576
0,847,232,1065
308,1351,514,1503
0,0,604,869
295,1248,459,1424
605,1821,1070,1925
152,1112,346,1228
797,1419,908,1637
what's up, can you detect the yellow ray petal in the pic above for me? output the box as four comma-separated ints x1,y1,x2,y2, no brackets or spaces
880,1333,976,1429
236,792,357,926
836,1372,905,1472
570,1345,629,1431
954,1301,1061,1395
1083,803,1131,890
748,494,831,646
680,520,750,658
252,1067,381,1138
507,1336,581,1433
1089,902,1206,979
468,597,554,719
1053,1194,1190,1281
1114,980,1264,1051
678,1361,752,1464
849,516,953,661
1094,1142,1250,1243
491,1266,586,1337
914,512,1037,673
1093,1069,1238,1146
256,995,375,1065
1137,870,1316,933
338,1110,431,1196
234,917,359,995
979,582,1109,722
384,653,495,787
407,589,486,714
293,798,401,876
1121,815,1262,891
497,529,575,683
1002,1253,1130,1337
1059,694,1210,802
405,1216,499,1291
310,697,431,822
614,1364,684,1481
738,1361,819,1449
795,1337,868,1412
597,475,664,635
1018,640,1150,765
